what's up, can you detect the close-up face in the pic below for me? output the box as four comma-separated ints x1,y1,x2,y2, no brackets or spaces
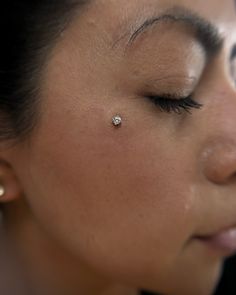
6,0,236,294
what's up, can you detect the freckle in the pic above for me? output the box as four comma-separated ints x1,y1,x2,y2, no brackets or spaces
138,213,145,219
132,69,142,77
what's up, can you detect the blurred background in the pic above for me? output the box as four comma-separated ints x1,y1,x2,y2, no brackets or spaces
213,255,236,295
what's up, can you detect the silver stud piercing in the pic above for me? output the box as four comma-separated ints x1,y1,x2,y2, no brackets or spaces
0,185,5,198
112,115,122,127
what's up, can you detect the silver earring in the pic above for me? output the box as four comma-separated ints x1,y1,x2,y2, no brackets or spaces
112,115,122,127
0,185,5,198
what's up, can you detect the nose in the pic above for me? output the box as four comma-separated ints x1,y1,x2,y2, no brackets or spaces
202,140,236,185
201,67,236,185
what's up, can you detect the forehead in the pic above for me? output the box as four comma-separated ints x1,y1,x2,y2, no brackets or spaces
90,0,235,18
86,0,236,30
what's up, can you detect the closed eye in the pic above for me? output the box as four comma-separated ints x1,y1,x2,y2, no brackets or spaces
146,94,203,114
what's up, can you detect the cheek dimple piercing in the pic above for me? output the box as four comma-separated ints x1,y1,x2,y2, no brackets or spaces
112,115,122,127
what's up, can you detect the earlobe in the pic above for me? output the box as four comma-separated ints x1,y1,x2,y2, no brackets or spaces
0,161,23,203
0,184,5,198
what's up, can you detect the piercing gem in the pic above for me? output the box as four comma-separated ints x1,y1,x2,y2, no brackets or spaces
112,115,122,126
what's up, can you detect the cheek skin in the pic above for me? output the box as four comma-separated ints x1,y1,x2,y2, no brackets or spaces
17,93,208,293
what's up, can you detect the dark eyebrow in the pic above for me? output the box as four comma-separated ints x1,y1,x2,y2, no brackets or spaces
115,6,223,57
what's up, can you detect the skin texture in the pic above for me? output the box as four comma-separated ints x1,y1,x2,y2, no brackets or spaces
1,0,236,294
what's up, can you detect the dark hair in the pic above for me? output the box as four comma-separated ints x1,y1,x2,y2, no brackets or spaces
0,0,87,143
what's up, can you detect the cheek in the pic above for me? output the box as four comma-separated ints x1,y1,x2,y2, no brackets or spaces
21,104,198,283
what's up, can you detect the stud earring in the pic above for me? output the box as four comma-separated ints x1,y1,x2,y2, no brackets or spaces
112,115,122,127
0,185,5,198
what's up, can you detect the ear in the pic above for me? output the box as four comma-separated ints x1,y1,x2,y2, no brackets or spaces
0,160,23,203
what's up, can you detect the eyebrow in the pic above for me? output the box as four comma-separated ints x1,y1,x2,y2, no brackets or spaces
114,6,223,57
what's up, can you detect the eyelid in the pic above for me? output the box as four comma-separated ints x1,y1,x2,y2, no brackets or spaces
142,76,198,98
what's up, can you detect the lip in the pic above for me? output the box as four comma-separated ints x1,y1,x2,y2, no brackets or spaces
196,227,236,256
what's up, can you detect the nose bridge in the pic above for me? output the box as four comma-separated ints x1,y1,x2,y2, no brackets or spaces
200,56,236,184
203,44,236,132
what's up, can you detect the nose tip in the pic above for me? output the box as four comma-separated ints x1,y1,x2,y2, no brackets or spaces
202,141,236,185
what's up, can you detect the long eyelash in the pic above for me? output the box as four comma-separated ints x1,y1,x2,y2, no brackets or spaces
147,95,203,114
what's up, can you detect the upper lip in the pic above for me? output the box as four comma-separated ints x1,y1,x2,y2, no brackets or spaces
195,221,236,239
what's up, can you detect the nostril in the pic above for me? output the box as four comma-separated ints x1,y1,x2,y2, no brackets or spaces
230,172,236,183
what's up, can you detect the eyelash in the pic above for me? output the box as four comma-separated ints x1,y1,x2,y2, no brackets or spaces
147,94,203,114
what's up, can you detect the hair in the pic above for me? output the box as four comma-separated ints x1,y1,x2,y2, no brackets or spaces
0,0,88,143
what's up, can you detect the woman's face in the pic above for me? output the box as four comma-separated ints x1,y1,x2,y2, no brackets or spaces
10,0,236,294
